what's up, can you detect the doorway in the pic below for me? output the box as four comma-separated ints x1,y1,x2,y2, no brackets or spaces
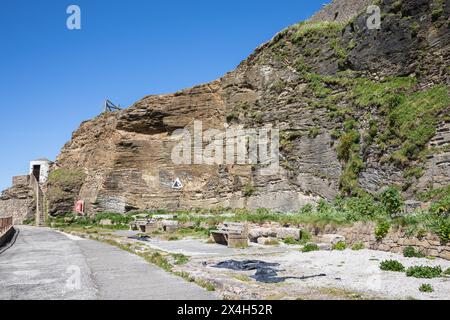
32,165,41,182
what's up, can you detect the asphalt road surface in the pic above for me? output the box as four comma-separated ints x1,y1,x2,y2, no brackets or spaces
0,226,216,300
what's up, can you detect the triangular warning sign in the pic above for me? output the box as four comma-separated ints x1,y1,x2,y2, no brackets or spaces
172,178,183,190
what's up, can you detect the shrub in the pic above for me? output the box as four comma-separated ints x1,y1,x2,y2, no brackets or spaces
379,260,405,272
344,195,378,219
403,246,425,258
337,130,360,161
351,242,365,250
299,204,314,215
406,266,442,278
433,218,450,243
379,187,404,216
333,241,347,251
375,221,390,240
429,194,450,217
444,268,450,275
302,243,320,252
419,284,434,293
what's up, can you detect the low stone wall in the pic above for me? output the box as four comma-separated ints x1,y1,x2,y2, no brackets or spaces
308,222,450,261
239,221,450,260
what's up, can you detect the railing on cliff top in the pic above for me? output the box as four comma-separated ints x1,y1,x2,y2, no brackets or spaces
0,216,13,236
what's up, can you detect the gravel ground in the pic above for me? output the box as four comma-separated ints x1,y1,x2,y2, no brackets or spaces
177,247,450,300
275,249,450,300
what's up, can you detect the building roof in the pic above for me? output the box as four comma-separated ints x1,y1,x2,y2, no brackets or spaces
32,158,53,163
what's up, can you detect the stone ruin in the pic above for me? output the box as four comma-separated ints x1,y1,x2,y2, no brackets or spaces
0,158,52,224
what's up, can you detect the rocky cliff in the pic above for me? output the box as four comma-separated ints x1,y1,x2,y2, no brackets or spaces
51,0,450,215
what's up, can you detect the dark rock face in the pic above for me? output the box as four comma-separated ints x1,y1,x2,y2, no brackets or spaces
52,0,449,215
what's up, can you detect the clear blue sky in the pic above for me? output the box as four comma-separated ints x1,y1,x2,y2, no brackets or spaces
0,0,329,191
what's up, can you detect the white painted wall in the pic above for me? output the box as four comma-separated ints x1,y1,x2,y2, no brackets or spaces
29,160,51,184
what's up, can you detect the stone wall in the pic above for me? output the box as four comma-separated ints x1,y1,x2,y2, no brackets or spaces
0,175,33,224
310,222,450,261
0,198,30,224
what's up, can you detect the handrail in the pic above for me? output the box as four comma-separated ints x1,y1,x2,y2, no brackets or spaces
0,216,13,236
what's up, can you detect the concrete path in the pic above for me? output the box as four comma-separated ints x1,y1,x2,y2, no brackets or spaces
0,226,216,300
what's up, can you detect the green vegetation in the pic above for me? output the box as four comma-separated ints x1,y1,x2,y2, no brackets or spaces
50,183,449,245
379,187,404,216
226,112,239,123
308,126,321,138
243,184,256,197
351,242,365,251
444,268,450,275
48,212,134,230
302,243,320,252
379,260,405,272
375,221,390,241
195,279,216,291
291,21,344,44
283,237,301,245
332,241,347,251
172,253,189,265
419,284,434,293
403,246,425,258
271,79,286,94
48,168,86,187
143,252,173,272
406,266,442,279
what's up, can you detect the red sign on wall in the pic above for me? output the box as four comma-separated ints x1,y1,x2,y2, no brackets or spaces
75,200,84,215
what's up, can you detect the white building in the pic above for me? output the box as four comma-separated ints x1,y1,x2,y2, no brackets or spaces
29,158,52,184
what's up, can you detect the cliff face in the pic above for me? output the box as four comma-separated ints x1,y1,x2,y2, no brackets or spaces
54,0,450,215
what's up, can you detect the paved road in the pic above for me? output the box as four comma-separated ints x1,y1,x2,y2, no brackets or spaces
0,226,216,300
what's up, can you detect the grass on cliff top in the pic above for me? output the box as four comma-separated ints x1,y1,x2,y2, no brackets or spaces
291,21,344,43
47,168,86,187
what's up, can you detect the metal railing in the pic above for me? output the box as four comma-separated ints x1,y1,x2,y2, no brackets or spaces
0,216,13,236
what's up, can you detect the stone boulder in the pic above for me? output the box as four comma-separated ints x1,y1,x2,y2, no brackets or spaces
275,228,301,240
320,234,346,245
248,227,277,242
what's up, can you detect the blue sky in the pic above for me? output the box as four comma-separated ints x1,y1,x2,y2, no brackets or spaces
0,0,329,191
